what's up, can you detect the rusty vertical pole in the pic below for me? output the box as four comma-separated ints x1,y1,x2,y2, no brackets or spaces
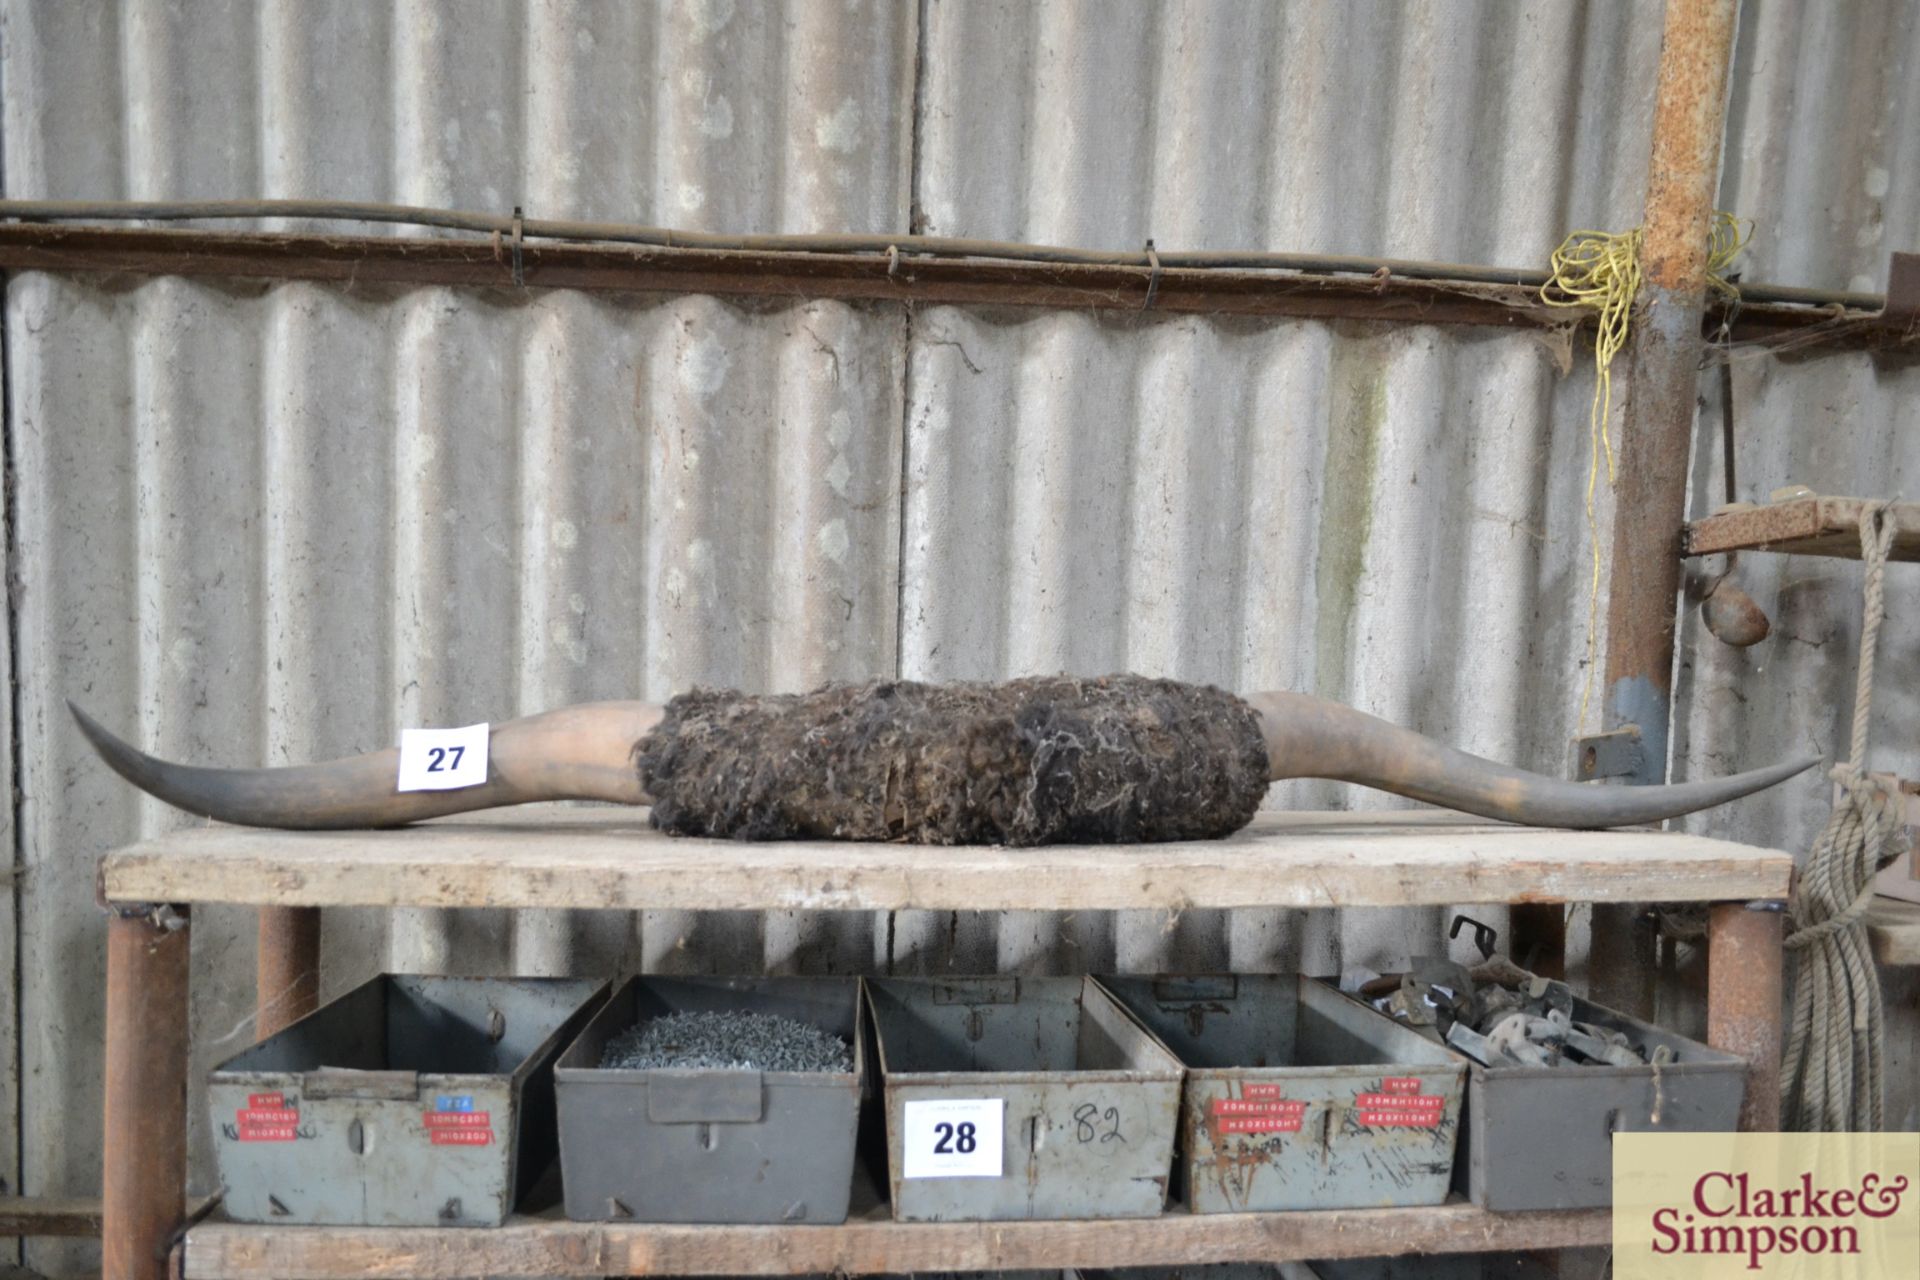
102,906,191,1280
255,906,322,1040
1589,0,1741,1017
1707,901,1784,1130
1509,904,1567,979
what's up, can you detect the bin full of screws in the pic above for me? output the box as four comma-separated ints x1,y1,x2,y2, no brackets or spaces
208,974,610,1226
554,975,865,1224
1354,948,1746,1210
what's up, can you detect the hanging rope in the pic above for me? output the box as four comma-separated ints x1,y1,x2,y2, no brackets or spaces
1540,213,1748,731
1781,503,1903,1131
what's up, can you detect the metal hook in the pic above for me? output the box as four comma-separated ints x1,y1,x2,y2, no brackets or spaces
510,205,525,287
1141,239,1162,311
1449,913,1498,961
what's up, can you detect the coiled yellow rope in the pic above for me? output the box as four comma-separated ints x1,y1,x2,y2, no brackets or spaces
1540,212,1748,731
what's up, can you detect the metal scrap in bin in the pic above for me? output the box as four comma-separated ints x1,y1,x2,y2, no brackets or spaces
1448,991,1747,1210
1345,958,1751,1211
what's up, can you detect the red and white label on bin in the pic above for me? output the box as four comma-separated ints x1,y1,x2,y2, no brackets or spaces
235,1092,300,1142
423,1109,495,1145
1354,1076,1445,1128
1209,1078,1444,1135
1209,1082,1306,1134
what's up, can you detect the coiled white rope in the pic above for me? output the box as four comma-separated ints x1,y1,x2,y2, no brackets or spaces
1781,503,1902,1131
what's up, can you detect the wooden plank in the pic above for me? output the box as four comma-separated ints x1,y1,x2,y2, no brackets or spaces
181,1203,1611,1278
99,807,1793,912
1684,496,1920,561
0,1196,103,1238
1867,897,1920,966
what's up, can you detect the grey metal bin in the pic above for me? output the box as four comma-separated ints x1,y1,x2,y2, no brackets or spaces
1446,991,1748,1210
1099,974,1466,1212
867,975,1184,1222
553,975,865,1224
207,974,609,1226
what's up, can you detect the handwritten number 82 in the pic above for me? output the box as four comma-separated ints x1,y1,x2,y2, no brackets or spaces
1073,1103,1125,1143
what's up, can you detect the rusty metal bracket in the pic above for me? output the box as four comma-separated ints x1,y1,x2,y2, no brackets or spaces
510,206,526,287
1884,251,1920,327
98,884,191,931
1449,914,1499,961
930,976,1020,1005
1141,239,1162,311
1571,727,1646,782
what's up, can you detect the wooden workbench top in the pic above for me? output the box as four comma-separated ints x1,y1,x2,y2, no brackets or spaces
100,805,1793,911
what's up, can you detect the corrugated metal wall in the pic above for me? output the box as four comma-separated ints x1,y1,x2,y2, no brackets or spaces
3,1,1917,1272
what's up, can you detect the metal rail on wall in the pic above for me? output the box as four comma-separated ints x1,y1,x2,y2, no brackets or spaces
0,200,1913,354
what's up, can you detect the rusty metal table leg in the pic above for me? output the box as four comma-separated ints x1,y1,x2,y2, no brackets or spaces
256,906,321,1040
1592,0,1742,1023
1707,900,1784,1132
103,905,191,1280
1509,904,1567,980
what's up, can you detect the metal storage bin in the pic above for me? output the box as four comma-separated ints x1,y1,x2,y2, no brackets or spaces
208,974,608,1226
554,975,865,1224
868,975,1183,1222
1099,975,1466,1212
1446,991,1748,1210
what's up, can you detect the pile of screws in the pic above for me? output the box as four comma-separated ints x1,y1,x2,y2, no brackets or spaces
600,1009,853,1073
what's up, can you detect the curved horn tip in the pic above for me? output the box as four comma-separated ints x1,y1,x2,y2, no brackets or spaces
68,700,124,756
1758,754,1825,786
67,701,162,786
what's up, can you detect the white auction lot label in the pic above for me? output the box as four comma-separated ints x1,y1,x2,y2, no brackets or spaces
901,1097,1003,1179
396,723,491,792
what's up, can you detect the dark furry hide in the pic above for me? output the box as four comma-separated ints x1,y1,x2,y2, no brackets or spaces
635,675,1270,845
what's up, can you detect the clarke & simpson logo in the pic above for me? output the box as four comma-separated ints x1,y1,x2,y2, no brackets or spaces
1651,1168,1908,1268
1614,1133,1918,1278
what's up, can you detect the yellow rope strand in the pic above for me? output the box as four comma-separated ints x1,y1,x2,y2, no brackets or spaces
1540,212,1748,733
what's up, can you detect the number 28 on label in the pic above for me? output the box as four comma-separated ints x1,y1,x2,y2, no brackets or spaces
901,1098,1003,1178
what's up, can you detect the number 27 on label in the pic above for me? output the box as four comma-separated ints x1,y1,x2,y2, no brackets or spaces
396,723,491,792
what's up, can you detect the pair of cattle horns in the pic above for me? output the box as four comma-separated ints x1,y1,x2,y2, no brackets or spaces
69,676,1815,842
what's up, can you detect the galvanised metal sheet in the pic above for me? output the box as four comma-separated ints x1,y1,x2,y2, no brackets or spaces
1684,0,1920,965
3,5,914,1273
904,0,1919,1005
7,277,909,1249
1721,0,1920,294
1676,356,1920,856
902,0,1667,984
4,1,1920,1270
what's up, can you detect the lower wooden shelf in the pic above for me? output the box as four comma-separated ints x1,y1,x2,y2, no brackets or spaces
181,1200,1609,1278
